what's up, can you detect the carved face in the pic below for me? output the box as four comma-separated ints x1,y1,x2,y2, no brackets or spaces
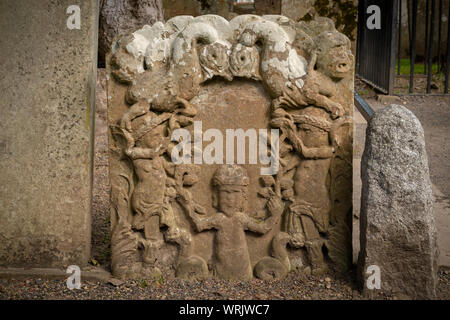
199,42,232,81
218,185,246,216
317,45,353,80
136,123,166,150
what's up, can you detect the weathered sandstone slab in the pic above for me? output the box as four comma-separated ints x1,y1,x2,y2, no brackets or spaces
107,14,354,280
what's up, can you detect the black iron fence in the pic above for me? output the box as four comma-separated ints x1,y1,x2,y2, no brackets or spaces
357,0,398,94
357,0,450,95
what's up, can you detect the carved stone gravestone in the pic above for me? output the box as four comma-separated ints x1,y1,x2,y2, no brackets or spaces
107,15,354,280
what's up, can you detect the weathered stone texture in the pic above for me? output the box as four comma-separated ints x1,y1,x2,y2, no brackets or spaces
281,0,315,22
358,105,438,299
163,0,234,20
99,0,164,63
281,0,358,52
0,0,98,267
107,14,353,280
255,0,281,15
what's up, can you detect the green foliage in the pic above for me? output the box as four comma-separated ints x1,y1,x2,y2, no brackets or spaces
153,272,164,285
139,279,148,288
89,258,100,266
396,58,440,75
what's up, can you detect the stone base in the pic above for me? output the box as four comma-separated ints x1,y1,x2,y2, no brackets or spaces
0,267,112,282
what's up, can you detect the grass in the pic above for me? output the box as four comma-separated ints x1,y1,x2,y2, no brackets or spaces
395,58,440,75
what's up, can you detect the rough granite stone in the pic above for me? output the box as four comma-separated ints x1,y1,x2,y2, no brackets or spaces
0,0,98,267
358,104,439,299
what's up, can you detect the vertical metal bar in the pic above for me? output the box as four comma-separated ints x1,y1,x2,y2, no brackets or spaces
389,0,400,95
356,0,365,75
407,0,412,46
437,0,442,72
410,0,418,94
398,0,402,75
427,0,436,94
445,0,450,93
425,0,430,74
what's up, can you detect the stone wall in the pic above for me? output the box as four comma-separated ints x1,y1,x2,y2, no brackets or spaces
0,0,98,267
163,0,233,20
163,1,358,52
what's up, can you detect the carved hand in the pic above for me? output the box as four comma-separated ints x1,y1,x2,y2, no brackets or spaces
328,101,344,120
175,187,191,205
120,113,133,132
267,194,284,217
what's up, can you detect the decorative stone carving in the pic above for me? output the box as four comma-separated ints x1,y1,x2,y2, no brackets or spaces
107,14,354,280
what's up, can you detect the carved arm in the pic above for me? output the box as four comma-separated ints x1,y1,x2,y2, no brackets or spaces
120,101,149,131
176,187,218,232
272,117,334,159
244,195,284,234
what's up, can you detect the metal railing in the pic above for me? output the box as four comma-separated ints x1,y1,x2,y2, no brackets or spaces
401,0,450,94
357,0,450,95
356,0,399,95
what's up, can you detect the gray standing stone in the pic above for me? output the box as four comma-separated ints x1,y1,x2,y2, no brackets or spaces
358,104,439,299
0,0,98,267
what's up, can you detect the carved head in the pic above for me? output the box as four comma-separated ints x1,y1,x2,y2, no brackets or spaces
212,165,249,215
199,42,233,81
314,31,354,80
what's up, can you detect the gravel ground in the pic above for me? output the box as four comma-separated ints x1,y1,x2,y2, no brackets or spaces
1,71,448,300
0,269,448,300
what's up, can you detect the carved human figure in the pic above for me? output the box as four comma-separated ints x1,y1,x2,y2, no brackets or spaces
123,113,168,259
265,29,353,275
177,165,284,280
272,105,349,275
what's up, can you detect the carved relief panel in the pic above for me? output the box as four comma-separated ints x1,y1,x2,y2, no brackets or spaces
107,15,353,280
